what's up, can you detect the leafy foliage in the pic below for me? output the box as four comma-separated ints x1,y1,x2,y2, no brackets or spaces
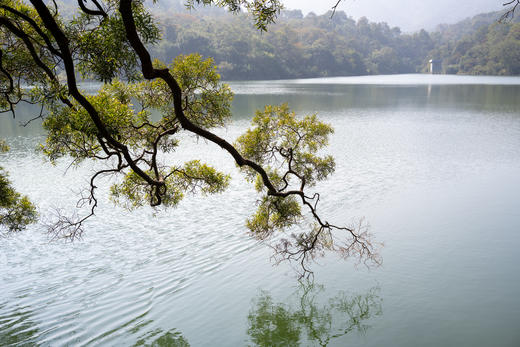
432,13,520,75
150,8,520,79
0,140,8,153
41,54,231,208
41,82,148,162
185,0,282,31
236,104,335,188
110,160,230,209
246,195,302,237
151,10,435,80
236,104,334,237
144,54,233,129
0,142,37,233
70,0,160,82
0,0,380,274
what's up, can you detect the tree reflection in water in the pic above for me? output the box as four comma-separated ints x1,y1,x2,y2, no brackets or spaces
0,306,40,346
134,329,190,347
133,328,190,347
0,284,380,346
247,282,382,346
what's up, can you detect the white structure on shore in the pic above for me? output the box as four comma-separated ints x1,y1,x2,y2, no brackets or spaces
429,59,442,74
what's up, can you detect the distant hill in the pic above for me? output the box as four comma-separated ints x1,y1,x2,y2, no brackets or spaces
430,11,520,75
148,8,520,79
150,10,437,79
435,10,519,41
54,1,520,78
153,0,506,32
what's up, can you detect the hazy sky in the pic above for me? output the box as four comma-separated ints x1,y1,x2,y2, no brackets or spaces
281,0,505,32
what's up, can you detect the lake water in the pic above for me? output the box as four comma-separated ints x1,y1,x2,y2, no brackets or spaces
1,74,520,346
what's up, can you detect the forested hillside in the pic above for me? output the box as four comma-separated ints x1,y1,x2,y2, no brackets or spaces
151,10,436,79
149,7,520,79
431,13,520,75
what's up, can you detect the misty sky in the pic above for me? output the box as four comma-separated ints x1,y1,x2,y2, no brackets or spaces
282,0,505,32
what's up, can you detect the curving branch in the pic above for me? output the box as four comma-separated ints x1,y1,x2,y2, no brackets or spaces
0,11,73,111
118,0,380,277
0,16,57,85
330,0,343,18
29,0,165,195
77,0,108,18
500,0,520,21
47,167,124,239
0,0,171,235
0,4,62,57
120,0,285,196
1,0,380,274
0,49,17,117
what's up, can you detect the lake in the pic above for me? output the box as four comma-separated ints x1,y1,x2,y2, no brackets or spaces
1,74,520,346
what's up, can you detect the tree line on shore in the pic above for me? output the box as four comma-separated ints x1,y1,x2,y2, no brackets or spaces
150,7,520,80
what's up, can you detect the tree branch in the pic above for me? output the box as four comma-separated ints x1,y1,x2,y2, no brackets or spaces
77,0,108,18
500,0,520,21
29,0,164,191
0,4,62,57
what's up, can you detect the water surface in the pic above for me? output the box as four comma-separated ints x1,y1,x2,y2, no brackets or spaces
1,74,520,346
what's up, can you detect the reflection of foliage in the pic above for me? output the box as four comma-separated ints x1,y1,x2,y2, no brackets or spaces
247,283,382,346
0,140,38,234
0,140,9,152
248,294,302,346
0,306,40,346
134,328,190,347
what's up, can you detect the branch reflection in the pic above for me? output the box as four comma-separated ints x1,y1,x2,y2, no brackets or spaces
247,282,382,346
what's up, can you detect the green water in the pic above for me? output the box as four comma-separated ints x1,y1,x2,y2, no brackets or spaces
1,74,520,346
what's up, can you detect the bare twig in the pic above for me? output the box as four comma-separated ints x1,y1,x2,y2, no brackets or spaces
331,0,343,18
500,0,520,21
